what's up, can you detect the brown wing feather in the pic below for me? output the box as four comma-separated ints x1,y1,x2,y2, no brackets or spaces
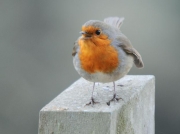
72,41,78,56
116,35,144,68
121,44,144,68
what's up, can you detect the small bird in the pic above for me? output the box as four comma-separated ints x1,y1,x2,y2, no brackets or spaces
72,17,144,105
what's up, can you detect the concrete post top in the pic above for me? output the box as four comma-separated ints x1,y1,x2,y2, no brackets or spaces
39,75,155,134
41,75,155,113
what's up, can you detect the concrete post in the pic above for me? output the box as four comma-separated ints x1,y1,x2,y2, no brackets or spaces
38,75,155,134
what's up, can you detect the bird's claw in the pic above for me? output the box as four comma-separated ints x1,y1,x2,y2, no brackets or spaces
107,94,123,106
86,97,99,106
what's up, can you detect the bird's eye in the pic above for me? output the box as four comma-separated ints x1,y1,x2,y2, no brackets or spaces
95,30,101,35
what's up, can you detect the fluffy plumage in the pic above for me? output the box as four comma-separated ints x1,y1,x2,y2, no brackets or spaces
72,17,144,105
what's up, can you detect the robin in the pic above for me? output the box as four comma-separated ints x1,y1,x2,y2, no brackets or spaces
72,17,144,106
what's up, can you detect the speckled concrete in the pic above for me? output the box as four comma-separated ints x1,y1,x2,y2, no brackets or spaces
38,75,155,134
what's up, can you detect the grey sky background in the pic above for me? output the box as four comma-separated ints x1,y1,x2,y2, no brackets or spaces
0,1,180,134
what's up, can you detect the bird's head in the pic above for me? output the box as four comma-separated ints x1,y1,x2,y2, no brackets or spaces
79,20,115,46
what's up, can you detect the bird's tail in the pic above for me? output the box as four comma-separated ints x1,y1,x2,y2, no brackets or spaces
104,17,124,29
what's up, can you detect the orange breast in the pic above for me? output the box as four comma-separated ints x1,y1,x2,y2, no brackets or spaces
78,37,119,73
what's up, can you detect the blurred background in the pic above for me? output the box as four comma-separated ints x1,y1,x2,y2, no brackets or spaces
0,0,179,134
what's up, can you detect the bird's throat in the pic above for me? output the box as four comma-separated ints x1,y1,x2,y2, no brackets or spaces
78,39,119,73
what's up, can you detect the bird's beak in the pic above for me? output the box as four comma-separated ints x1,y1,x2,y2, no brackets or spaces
80,31,92,38
79,31,86,35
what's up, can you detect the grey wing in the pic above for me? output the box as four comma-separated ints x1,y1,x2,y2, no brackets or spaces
116,35,144,68
72,40,79,56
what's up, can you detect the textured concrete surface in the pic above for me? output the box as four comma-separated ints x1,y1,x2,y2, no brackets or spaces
38,75,155,134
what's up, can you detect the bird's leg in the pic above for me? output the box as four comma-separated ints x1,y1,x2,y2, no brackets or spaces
107,82,123,106
86,82,99,105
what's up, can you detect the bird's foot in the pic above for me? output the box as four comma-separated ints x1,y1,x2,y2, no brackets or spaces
107,93,123,106
86,97,99,106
